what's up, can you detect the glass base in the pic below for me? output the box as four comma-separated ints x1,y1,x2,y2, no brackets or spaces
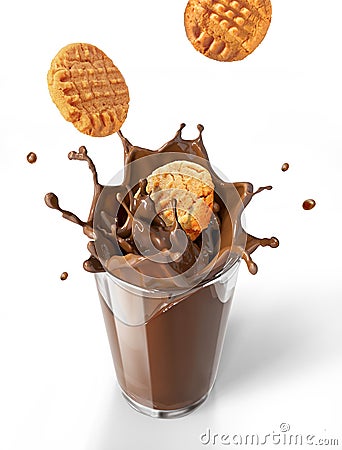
121,390,208,419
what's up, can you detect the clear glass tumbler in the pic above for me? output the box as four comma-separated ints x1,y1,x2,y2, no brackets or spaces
95,260,240,418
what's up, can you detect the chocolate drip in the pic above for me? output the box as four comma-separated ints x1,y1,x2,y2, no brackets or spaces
251,185,273,197
45,124,278,286
27,152,37,164
83,256,105,273
242,235,279,274
68,146,103,224
302,199,316,210
44,146,105,268
44,192,94,239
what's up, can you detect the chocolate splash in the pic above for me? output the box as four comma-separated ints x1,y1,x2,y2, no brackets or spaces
44,146,102,240
44,125,279,288
60,271,68,280
27,152,37,164
281,163,289,172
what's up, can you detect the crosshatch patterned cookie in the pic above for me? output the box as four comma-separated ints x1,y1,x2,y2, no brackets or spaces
47,43,129,137
184,0,272,62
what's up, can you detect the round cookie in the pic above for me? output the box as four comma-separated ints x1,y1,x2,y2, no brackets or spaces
184,0,272,62
47,43,129,137
146,161,214,241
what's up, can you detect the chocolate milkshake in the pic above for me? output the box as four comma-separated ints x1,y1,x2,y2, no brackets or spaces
96,261,238,415
45,124,278,417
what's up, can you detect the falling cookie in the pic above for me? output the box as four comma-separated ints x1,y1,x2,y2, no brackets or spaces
184,0,272,62
47,43,129,137
146,160,214,241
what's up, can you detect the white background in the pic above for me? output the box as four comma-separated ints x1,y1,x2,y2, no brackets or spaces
1,0,341,449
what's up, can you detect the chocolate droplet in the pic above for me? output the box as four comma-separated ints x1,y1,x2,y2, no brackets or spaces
281,163,289,172
302,199,316,210
44,192,60,209
213,202,220,213
60,271,68,280
27,152,37,164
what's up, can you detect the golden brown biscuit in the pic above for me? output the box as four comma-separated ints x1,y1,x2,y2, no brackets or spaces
47,43,129,137
146,161,214,241
184,0,272,62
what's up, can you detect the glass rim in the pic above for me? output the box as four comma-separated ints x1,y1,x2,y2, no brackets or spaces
95,255,241,298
